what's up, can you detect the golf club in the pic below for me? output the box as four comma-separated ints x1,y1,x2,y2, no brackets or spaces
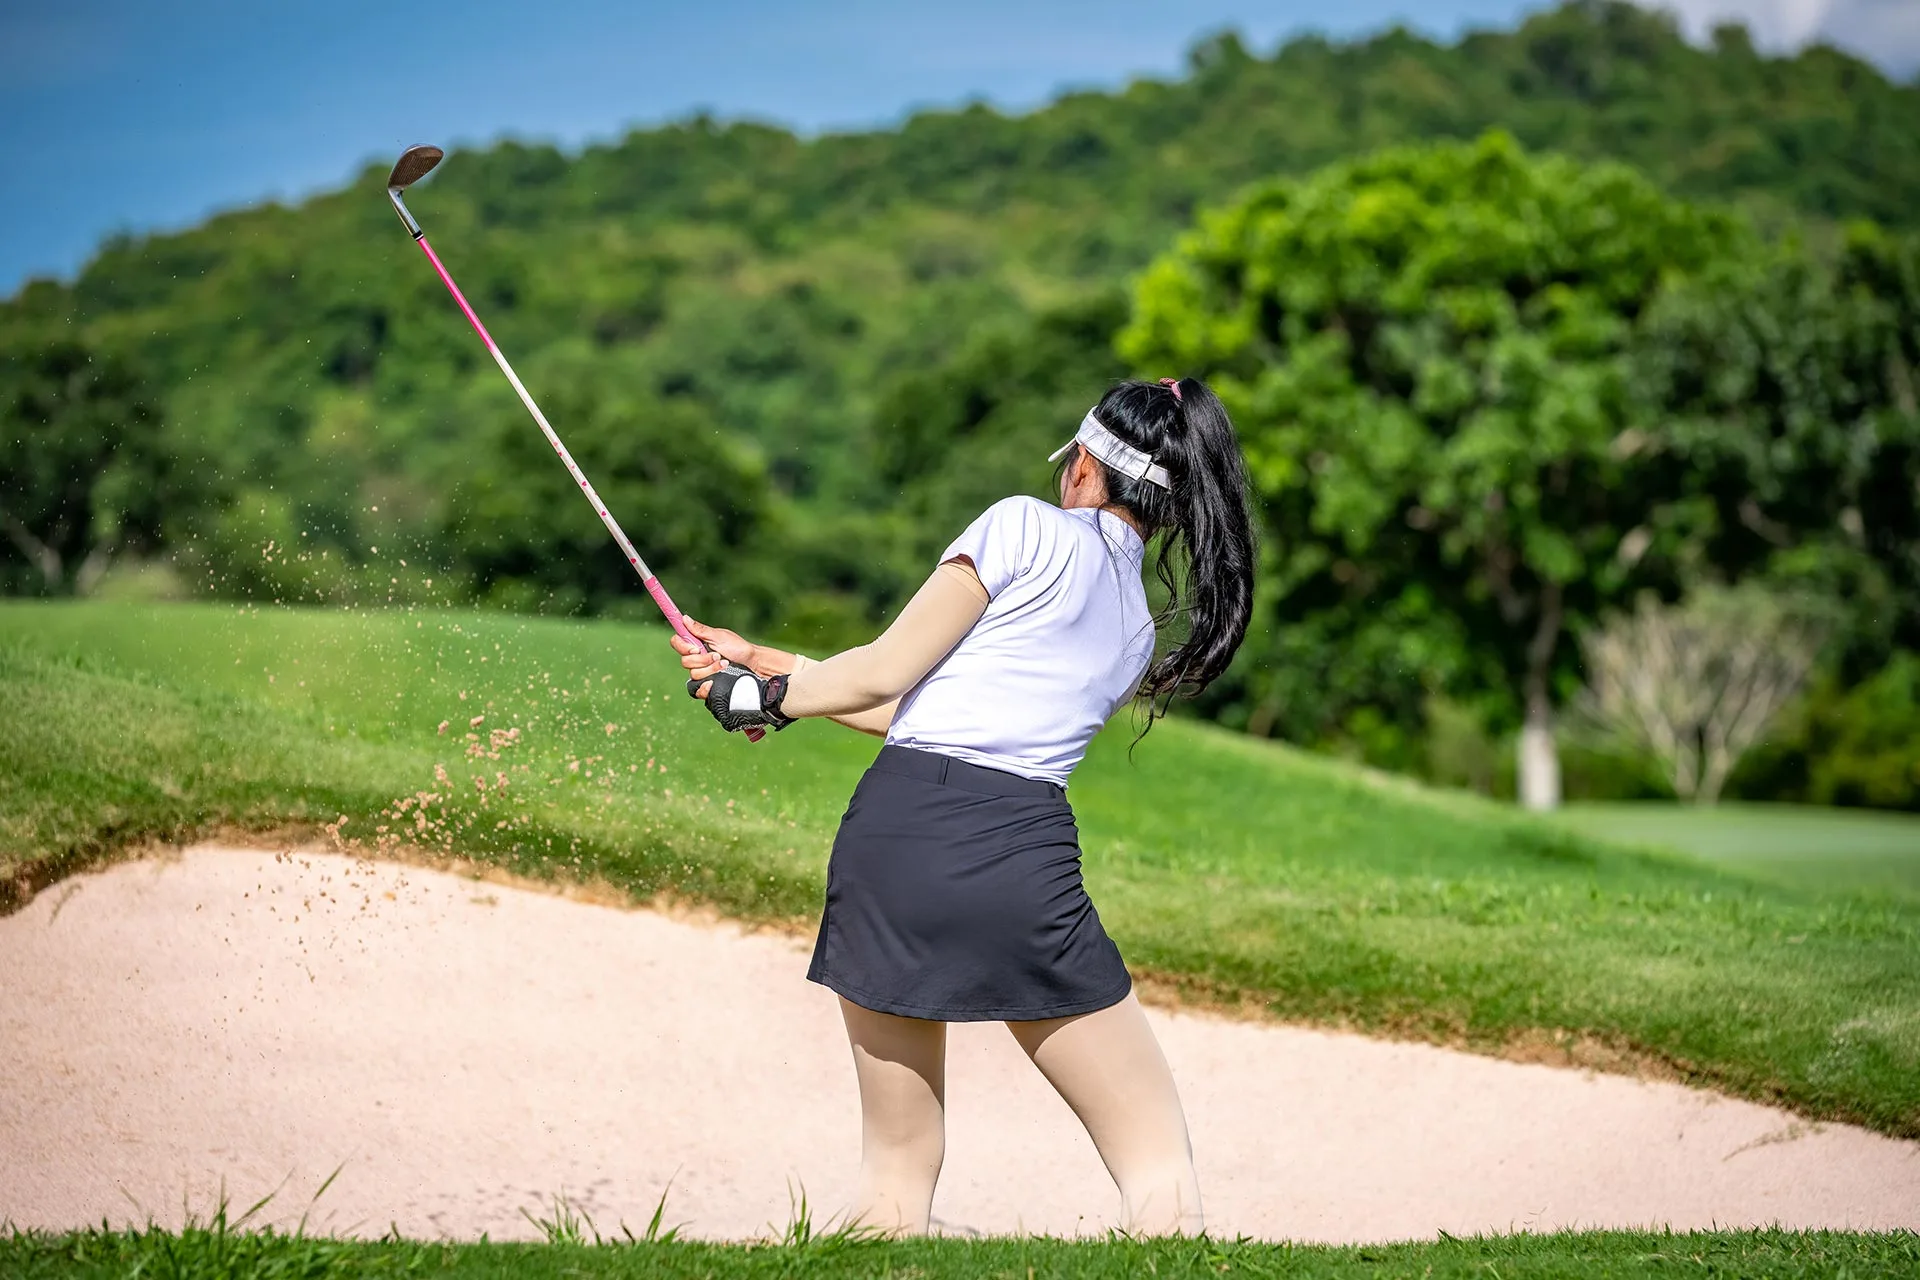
385,144,763,741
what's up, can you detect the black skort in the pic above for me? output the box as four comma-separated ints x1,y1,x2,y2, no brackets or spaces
806,744,1132,1021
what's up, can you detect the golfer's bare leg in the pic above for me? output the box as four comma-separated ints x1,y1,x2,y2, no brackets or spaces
837,997,947,1235
1006,992,1203,1235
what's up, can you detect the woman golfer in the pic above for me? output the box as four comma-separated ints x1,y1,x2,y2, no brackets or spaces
672,377,1253,1236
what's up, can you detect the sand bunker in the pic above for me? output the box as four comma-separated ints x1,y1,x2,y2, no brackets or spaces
3,844,1915,1242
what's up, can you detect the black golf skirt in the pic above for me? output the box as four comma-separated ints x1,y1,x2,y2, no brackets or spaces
806,744,1132,1022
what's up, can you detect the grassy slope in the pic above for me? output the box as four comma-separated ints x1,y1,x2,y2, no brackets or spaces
1556,802,1920,899
3,601,1917,1140
4,1224,1917,1280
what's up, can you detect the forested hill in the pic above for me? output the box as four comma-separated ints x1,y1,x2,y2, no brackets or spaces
527,0,1919,236
3,0,1917,625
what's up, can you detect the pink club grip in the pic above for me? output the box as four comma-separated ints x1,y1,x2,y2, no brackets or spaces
642,575,698,649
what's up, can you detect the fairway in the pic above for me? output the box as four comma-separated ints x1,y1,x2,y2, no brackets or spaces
3,599,1919,1145
1556,802,1920,899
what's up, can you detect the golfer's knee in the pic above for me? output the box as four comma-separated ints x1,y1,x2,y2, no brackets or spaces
864,1119,944,1176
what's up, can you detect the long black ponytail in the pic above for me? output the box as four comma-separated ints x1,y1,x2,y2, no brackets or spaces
1067,377,1255,722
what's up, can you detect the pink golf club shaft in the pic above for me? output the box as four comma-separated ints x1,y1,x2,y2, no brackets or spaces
412,234,764,742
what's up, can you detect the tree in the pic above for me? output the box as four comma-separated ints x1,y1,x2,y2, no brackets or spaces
1578,587,1824,803
1799,655,1920,811
1837,226,1920,650
0,339,163,595
867,290,1129,540
1120,132,1747,807
1631,224,1920,663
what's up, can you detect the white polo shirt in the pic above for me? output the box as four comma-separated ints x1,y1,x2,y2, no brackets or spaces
884,496,1156,786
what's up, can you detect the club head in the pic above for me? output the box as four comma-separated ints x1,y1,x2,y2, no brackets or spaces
387,145,444,191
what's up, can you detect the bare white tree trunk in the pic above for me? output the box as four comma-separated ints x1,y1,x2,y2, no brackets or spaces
1517,582,1564,811
1518,690,1562,811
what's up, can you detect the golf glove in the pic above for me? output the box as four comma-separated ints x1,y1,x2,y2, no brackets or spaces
693,666,795,733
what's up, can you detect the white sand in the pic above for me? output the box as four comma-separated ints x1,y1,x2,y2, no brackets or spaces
2,844,1915,1243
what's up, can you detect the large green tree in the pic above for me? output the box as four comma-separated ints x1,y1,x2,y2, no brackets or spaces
1121,132,1756,807
1633,223,1920,667
0,340,163,596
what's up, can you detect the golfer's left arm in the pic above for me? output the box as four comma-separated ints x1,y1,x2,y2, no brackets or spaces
765,656,901,737
672,623,903,735
776,559,988,717
674,560,988,728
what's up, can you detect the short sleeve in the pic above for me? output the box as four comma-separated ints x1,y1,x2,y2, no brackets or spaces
941,496,1053,598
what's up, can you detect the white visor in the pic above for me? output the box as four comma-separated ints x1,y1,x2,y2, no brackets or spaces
1047,410,1172,489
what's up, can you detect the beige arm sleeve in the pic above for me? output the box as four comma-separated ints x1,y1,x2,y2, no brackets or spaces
827,698,901,738
790,654,898,737
780,560,989,720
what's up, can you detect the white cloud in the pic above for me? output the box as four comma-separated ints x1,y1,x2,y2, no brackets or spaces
1667,0,1835,47
1819,0,1920,70
1640,0,1920,75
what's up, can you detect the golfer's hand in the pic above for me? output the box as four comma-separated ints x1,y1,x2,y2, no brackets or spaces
672,618,755,697
697,666,795,733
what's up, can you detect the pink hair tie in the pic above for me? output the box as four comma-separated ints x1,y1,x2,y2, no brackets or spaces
1159,377,1183,401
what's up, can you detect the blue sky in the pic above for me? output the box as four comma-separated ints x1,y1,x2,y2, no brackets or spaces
2,0,1914,297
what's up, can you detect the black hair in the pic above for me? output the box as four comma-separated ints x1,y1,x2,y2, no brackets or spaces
1063,377,1255,726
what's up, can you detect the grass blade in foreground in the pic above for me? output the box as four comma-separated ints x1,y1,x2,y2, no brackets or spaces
2,1224,1916,1279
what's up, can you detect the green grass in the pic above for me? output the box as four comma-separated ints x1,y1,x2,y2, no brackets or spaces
4,600,1919,1142
3,1220,1916,1280
1556,802,1920,900
6,1187,1913,1277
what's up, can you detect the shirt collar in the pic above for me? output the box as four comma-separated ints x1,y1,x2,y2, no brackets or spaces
1092,506,1146,563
